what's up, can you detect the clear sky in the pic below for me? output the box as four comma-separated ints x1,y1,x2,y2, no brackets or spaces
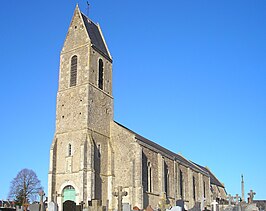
0,0,265,201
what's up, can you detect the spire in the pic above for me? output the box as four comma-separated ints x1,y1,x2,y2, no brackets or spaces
73,3,81,17
241,174,245,202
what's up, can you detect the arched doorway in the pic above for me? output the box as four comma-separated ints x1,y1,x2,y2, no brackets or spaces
63,200,76,211
62,185,76,211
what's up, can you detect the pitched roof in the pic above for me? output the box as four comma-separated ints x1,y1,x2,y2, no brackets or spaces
193,162,225,188
81,13,111,61
114,121,208,176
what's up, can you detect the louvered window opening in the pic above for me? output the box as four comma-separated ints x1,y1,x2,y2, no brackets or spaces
68,144,72,156
70,56,77,87
98,59,103,90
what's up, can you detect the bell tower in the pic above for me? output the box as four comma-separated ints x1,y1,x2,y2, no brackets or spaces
48,5,113,209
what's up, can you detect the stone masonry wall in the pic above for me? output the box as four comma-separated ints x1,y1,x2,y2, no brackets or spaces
110,122,144,209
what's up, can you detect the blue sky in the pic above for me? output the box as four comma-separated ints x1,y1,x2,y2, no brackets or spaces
0,0,265,201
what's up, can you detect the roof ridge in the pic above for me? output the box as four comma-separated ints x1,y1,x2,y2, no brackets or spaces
114,121,208,175
80,12,111,60
81,12,97,25
193,162,225,188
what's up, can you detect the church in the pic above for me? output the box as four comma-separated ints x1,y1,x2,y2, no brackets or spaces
48,5,227,211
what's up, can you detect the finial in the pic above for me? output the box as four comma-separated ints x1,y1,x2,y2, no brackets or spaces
86,1,90,17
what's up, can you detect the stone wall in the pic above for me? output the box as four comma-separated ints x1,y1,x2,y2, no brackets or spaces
110,122,144,209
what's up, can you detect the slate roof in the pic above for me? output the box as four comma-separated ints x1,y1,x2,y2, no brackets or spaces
114,121,208,176
192,162,225,188
81,13,111,61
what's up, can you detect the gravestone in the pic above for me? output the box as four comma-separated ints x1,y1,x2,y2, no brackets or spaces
211,201,218,211
29,203,40,211
194,202,201,211
170,206,182,211
16,206,23,211
201,196,206,211
158,192,170,211
146,205,154,211
176,200,184,210
48,202,57,211
88,200,105,211
224,206,234,211
235,194,240,205
122,203,130,211
245,204,259,211
227,195,234,206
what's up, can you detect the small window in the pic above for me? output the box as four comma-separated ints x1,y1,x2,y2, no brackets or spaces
203,181,206,198
147,162,152,192
180,170,183,198
98,59,103,90
164,161,169,195
70,55,77,87
193,176,196,200
97,144,101,158
68,144,72,156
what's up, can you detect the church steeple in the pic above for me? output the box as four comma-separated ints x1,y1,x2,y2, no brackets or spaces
56,5,113,134
49,5,113,207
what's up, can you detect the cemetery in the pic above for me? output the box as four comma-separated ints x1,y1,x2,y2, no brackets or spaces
4,182,264,211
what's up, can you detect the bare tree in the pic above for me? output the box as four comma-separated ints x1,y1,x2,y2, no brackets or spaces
8,168,42,205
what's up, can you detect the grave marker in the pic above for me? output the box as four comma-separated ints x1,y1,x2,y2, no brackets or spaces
48,201,58,211
248,190,256,204
113,186,128,211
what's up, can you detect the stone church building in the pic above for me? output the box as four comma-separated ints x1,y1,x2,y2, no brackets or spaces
48,5,227,211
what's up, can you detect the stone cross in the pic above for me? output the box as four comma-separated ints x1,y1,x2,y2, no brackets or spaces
227,194,233,206
201,196,206,211
113,186,128,211
211,201,218,211
39,190,45,211
234,194,240,205
79,201,85,210
52,192,58,203
248,190,256,204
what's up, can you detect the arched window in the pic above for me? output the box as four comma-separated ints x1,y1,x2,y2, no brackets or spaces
147,162,152,192
70,55,77,87
179,170,183,198
68,144,72,156
164,161,169,195
98,59,103,90
193,176,196,201
203,181,206,198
